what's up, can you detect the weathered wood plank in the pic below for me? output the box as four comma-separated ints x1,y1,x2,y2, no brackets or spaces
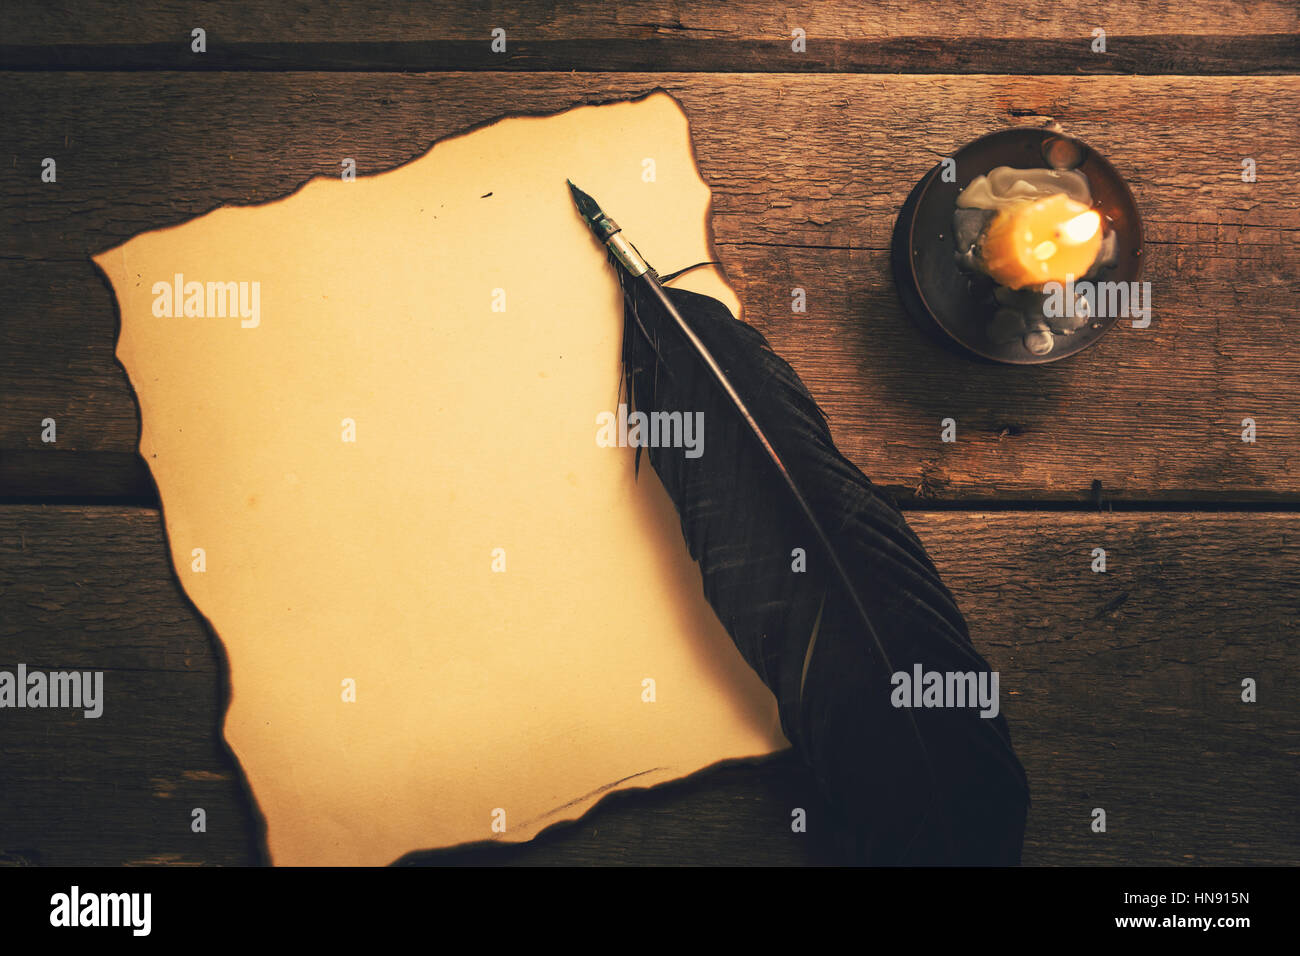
2,1,1296,74
3,38,1295,75
13,0,1299,42
0,508,265,865
2,507,1295,865
3,74,1297,502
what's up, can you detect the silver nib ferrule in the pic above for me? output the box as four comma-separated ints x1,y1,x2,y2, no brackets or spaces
567,180,651,277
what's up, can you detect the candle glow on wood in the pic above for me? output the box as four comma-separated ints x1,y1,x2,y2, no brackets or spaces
976,193,1102,291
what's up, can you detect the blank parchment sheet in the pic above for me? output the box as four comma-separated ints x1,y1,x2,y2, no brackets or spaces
95,92,788,866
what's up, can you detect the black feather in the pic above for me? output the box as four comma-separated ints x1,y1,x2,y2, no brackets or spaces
613,261,1030,864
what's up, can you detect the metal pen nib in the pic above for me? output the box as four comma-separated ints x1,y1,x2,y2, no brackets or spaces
566,180,651,277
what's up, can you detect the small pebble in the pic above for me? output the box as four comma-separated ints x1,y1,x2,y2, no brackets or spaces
1025,329,1055,355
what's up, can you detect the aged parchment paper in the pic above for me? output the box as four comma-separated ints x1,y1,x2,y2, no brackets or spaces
94,92,788,866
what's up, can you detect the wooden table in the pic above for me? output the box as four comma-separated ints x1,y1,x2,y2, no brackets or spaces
2,1,1297,866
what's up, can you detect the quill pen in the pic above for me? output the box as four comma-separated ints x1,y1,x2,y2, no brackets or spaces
568,181,1029,864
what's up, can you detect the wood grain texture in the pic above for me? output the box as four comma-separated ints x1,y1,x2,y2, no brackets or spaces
3,74,1297,502
2,1,1296,74
11,0,1299,41
2,507,1295,865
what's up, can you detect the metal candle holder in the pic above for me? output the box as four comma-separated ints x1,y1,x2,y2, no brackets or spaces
891,126,1144,365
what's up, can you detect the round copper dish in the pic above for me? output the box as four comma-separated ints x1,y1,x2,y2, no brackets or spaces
891,127,1143,365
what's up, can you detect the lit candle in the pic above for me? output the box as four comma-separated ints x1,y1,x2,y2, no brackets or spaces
976,193,1102,290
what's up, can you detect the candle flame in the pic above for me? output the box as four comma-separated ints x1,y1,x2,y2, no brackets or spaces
1062,210,1102,244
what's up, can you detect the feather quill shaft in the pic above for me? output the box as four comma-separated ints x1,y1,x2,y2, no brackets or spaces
569,181,1029,863
641,278,884,662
